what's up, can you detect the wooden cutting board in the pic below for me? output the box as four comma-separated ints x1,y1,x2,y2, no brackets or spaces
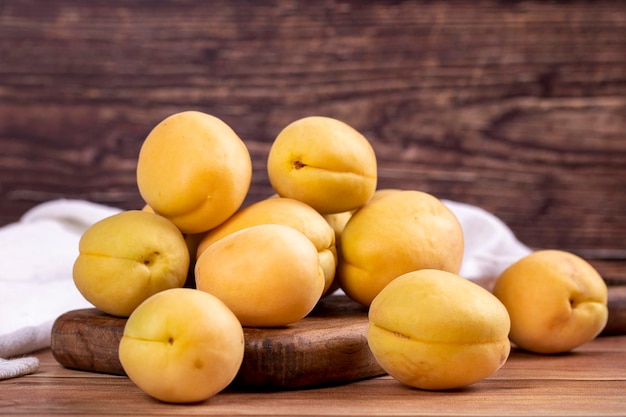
50,295,385,389
51,287,626,390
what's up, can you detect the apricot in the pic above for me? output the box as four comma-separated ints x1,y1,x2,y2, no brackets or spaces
337,189,464,306
368,269,511,390
267,116,377,214
493,250,608,354
119,288,244,403
136,111,252,234
73,210,190,317
196,197,337,294
195,224,325,327
323,210,353,247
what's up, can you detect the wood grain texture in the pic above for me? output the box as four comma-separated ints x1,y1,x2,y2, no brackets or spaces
605,286,626,335
51,295,384,389
1,1,625,278
48,285,626,396
4,336,626,416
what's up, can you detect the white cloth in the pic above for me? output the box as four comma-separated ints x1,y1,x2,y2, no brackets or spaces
0,200,121,379
442,199,532,281
0,198,530,379
0,356,40,380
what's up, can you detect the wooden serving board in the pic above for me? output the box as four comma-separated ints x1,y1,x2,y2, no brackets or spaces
50,295,385,389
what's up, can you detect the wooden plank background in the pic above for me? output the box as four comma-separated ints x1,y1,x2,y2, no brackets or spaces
1,0,625,280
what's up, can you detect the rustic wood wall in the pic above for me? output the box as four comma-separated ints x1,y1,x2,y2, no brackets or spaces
1,1,625,279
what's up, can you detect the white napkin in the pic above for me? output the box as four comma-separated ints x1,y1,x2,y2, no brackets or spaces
442,199,532,281
0,198,530,379
0,200,122,379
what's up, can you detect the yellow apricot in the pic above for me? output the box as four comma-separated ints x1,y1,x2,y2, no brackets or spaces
338,189,464,306
196,197,337,295
493,250,608,354
323,210,353,246
267,116,377,214
136,111,252,234
195,224,325,327
368,269,511,390
119,288,244,403
73,210,190,317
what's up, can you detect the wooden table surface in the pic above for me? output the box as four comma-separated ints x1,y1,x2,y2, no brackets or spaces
3,336,625,416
